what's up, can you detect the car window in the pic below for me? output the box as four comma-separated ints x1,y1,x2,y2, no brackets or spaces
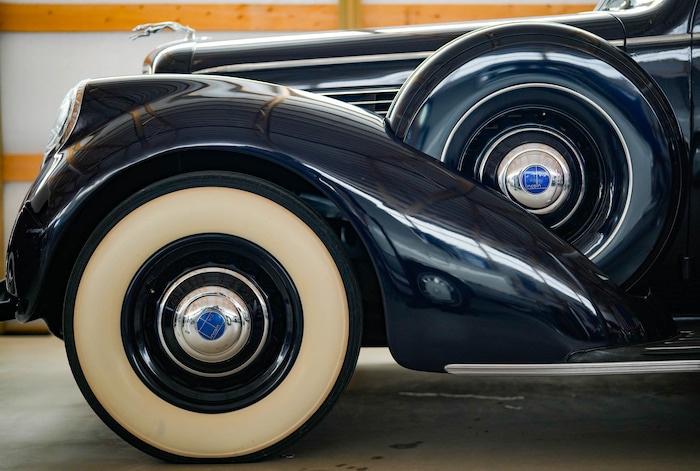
597,0,663,10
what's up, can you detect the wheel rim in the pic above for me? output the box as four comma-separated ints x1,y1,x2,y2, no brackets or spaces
484,128,578,222
122,234,302,413
448,83,631,261
163,268,260,371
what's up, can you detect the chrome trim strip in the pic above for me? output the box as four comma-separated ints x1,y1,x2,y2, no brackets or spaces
445,360,700,376
645,346,700,351
194,51,432,75
338,100,395,107
624,33,691,47
319,87,401,96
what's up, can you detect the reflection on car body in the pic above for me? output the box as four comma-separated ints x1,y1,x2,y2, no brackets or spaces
1,0,700,463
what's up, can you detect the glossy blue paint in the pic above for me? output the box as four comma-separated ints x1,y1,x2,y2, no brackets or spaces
387,22,687,289
6,75,675,370
2,0,696,365
521,166,550,194
137,0,699,311
197,312,226,341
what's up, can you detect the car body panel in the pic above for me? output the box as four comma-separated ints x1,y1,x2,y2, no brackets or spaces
0,0,695,367
139,0,700,312
4,74,677,371
146,12,625,117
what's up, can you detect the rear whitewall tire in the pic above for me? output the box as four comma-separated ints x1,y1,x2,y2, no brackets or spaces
64,173,361,462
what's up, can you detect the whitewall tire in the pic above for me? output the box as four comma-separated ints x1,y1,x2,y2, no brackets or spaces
63,172,361,462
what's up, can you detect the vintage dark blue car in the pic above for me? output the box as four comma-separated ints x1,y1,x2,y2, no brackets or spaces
2,0,700,462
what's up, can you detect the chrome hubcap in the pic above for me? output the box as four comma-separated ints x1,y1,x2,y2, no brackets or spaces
173,288,251,363
495,142,572,215
158,267,269,377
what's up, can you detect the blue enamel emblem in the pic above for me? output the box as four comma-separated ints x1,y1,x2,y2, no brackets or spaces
196,311,226,341
520,165,551,194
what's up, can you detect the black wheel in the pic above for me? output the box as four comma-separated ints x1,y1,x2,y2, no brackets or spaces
389,23,685,286
451,84,630,264
63,172,361,462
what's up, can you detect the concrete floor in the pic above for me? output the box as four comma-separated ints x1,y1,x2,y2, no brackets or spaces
1,334,699,470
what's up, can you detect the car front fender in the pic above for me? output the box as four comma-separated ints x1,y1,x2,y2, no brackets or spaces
6,74,676,369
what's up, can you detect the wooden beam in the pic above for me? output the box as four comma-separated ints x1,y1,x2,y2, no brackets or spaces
2,154,42,183
0,3,597,32
0,3,340,32
339,0,362,29
361,4,596,27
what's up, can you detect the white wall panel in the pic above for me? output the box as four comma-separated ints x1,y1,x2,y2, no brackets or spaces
0,31,264,154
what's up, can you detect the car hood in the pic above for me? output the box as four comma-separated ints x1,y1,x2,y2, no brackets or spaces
144,11,625,77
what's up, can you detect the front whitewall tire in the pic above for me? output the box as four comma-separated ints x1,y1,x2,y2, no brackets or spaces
64,173,361,462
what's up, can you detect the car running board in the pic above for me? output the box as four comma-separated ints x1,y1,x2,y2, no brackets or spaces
445,318,700,376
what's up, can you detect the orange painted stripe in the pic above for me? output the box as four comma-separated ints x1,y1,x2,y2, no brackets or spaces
3,154,42,182
0,3,597,32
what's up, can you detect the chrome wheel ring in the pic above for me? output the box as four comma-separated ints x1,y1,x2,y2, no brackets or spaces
475,124,585,230
158,267,269,377
164,268,268,366
495,142,572,215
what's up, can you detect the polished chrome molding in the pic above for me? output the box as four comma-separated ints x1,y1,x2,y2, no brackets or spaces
445,360,700,376
319,87,402,97
157,267,270,378
625,33,691,47
446,326,700,376
194,51,432,75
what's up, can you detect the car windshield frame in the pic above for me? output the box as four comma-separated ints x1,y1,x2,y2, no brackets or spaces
596,0,664,11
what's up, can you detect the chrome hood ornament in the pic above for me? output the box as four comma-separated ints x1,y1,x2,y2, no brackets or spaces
131,21,196,41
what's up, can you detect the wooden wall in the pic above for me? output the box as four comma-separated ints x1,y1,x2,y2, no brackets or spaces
1,2,596,32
